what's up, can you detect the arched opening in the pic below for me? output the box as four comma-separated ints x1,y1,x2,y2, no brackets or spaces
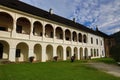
97,49,99,56
80,47,83,60
57,46,63,60
16,42,28,62
65,29,71,41
83,34,87,43
16,17,30,34
91,37,93,44
0,41,9,59
33,21,43,36
94,49,96,57
45,24,54,38
72,31,77,42
78,33,82,42
66,46,71,60
74,47,78,60
56,27,63,39
0,12,13,32
84,48,88,59
34,44,42,61
46,45,53,61
91,49,93,57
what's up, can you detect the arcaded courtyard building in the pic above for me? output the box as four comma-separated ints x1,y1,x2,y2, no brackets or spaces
0,0,107,62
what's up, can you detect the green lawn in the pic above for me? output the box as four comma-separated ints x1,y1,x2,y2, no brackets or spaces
91,58,117,64
0,60,120,80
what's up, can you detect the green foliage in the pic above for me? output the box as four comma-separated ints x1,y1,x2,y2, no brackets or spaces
110,44,120,62
111,31,120,44
92,58,116,64
0,61,120,80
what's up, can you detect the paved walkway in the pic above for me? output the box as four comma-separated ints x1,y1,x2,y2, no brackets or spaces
87,62,120,77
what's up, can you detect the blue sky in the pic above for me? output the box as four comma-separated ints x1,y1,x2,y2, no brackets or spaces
20,0,120,35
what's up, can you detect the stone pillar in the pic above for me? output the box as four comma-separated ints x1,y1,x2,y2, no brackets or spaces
77,47,80,60
41,44,46,62
63,29,65,43
11,19,16,37
53,26,56,42
29,20,33,39
63,46,66,60
53,45,57,57
9,48,16,62
42,22,45,41
28,49,34,57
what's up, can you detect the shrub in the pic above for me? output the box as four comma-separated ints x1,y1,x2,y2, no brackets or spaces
29,56,34,62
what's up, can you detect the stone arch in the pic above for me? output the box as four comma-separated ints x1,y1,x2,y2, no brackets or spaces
97,49,99,56
16,17,31,34
84,48,88,59
74,47,78,60
91,37,93,44
46,45,53,61
33,21,43,36
65,29,71,41
56,27,63,39
0,40,9,59
45,24,54,38
34,44,42,61
83,34,87,43
16,42,29,62
57,45,63,60
66,46,71,60
72,31,77,42
80,47,83,60
94,49,96,57
91,48,93,57
0,12,13,32
78,33,82,42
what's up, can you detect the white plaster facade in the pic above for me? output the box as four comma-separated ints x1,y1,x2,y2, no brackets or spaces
0,4,105,62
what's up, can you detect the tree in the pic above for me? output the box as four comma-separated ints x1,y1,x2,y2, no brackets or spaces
110,44,120,62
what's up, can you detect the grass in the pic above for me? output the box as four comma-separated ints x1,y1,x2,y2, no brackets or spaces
91,58,117,64
0,60,120,80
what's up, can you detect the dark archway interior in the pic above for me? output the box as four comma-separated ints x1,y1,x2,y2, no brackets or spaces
0,43,3,59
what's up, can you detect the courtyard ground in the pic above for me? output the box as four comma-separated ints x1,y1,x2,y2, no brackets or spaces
87,62,120,77
0,58,120,80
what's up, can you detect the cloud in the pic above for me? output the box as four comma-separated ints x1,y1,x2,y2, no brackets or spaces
20,0,120,35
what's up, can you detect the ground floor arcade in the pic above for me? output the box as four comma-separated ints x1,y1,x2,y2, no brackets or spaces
0,38,105,62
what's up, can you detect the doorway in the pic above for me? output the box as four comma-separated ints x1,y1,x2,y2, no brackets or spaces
0,43,3,59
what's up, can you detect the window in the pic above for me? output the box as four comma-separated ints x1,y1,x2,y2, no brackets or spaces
40,32,42,36
16,49,21,57
66,37,69,40
96,39,98,45
91,37,93,44
101,40,102,45
97,49,99,56
60,34,63,39
0,26,7,31
16,25,22,33
67,50,69,57
50,32,53,38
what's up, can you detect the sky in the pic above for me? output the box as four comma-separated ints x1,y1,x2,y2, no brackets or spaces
20,0,120,35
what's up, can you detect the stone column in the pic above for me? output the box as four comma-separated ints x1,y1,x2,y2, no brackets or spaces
63,46,66,60
11,19,16,37
77,47,80,60
9,48,16,62
41,44,46,62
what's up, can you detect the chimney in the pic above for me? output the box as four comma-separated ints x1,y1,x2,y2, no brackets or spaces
49,8,53,14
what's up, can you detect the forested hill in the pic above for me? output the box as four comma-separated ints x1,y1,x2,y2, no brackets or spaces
111,31,120,44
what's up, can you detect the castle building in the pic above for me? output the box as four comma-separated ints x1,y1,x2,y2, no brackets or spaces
0,0,109,62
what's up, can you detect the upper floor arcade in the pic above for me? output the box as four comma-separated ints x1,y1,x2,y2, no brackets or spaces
0,12,91,44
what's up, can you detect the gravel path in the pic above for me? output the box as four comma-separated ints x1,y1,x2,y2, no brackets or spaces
87,62,120,77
